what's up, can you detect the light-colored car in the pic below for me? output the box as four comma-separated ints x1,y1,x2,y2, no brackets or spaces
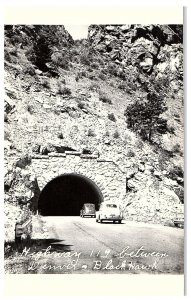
80,203,96,218
96,202,123,223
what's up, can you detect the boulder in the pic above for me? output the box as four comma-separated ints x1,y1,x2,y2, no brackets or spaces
138,162,145,172
35,69,43,75
127,179,138,192
154,171,162,180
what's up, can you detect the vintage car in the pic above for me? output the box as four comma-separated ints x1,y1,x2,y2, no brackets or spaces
80,203,96,218
96,202,123,223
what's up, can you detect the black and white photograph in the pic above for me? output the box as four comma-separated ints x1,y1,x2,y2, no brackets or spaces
4,22,184,276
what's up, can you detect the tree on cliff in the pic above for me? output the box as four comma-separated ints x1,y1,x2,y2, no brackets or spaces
124,91,167,142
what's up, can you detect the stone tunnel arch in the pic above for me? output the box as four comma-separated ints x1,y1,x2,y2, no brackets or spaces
38,173,104,216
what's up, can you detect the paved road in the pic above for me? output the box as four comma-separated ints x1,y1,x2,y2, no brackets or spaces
28,216,184,274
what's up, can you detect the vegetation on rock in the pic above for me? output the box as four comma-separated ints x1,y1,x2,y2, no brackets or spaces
124,90,167,142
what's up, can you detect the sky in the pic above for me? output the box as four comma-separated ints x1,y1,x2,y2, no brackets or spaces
64,24,89,40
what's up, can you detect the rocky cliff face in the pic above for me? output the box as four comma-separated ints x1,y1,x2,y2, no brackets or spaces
88,24,183,74
4,25,184,241
88,24,183,158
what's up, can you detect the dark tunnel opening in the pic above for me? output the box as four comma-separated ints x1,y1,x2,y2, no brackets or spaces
38,173,103,216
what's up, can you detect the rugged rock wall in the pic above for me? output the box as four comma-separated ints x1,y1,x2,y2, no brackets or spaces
88,24,183,75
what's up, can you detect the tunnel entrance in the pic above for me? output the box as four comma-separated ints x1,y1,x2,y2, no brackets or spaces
38,173,103,216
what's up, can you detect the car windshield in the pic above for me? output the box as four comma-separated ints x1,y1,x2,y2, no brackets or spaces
106,204,117,208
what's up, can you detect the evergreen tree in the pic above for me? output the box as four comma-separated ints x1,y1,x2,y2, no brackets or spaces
124,91,167,142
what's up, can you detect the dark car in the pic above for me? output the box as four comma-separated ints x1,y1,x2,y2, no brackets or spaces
80,203,96,218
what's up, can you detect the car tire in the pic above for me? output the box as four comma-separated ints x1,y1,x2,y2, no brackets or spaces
96,219,98,222
118,220,122,224
113,220,116,223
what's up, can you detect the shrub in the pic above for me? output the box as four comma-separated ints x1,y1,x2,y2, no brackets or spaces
77,101,85,109
97,57,105,66
60,77,66,84
107,63,118,76
117,69,126,80
75,75,80,82
173,186,184,203
15,154,32,169
99,92,112,104
91,62,99,69
172,143,181,154
124,133,132,142
70,48,79,56
89,83,100,91
113,130,120,139
9,34,23,45
80,54,90,66
135,139,144,149
154,76,170,93
76,71,86,81
4,130,10,141
168,165,184,181
57,132,63,139
108,113,116,122
168,125,175,134
118,83,126,91
81,71,86,77
23,64,36,75
57,83,71,96
41,79,50,89
4,49,12,62
87,129,95,137
157,149,172,170
27,104,34,114
105,130,110,137
51,52,69,70
99,73,106,81
127,149,135,157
